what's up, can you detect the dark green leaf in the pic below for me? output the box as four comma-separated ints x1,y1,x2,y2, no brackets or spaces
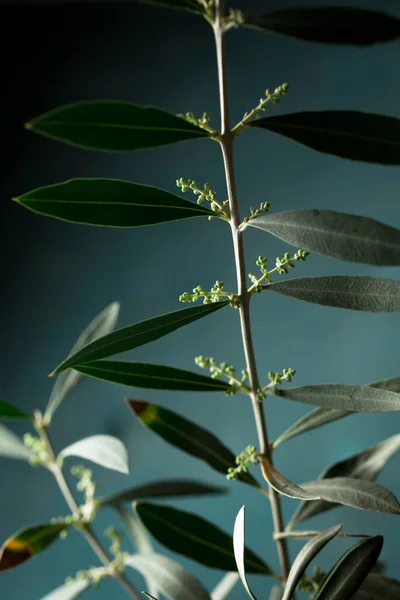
282,524,342,600
73,361,230,392
125,553,212,600
0,424,32,461
249,209,400,265
135,0,204,13
354,573,400,599
58,435,130,474
244,7,400,45
0,523,67,571
15,179,214,227
300,477,400,514
126,399,259,488
290,433,400,526
26,101,209,151
250,111,400,165
312,536,383,600
266,276,400,312
280,384,400,412
135,502,274,575
273,407,351,449
233,506,257,600
101,479,226,506
0,398,30,421
53,302,227,374
40,580,89,600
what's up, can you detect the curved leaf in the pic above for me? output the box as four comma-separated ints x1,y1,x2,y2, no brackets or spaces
260,456,321,500
354,573,400,599
0,424,32,461
280,384,400,412
312,536,383,600
15,179,214,227
126,399,259,488
58,435,129,474
266,275,400,312
26,101,209,151
244,7,400,45
249,209,400,265
250,111,400,165
40,580,89,600
233,506,257,600
370,375,400,394
211,573,240,600
282,524,342,600
135,502,273,575
273,407,351,449
73,360,230,392
53,302,227,375
0,398,30,421
101,479,226,505
0,523,66,571
135,0,204,13
125,553,212,600
45,301,119,422
301,477,400,514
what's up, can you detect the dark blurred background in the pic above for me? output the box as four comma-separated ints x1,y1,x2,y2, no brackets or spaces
1,0,400,598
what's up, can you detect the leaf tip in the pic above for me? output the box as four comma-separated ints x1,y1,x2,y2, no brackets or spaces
125,398,149,416
11,196,21,204
24,121,33,131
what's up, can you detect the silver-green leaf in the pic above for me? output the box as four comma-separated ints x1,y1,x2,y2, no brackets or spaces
233,506,257,600
260,457,321,501
273,407,351,449
40,580,89,600
0,424,32,461
58,435,129,474
211,573,239,600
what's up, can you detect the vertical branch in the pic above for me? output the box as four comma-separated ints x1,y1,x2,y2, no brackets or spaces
213,0,291,583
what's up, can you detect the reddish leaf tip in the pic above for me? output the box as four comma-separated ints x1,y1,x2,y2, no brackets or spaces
125,399,149,415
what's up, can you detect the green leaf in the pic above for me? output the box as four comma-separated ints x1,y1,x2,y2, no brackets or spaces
0,397,30,421
101,479,226,505
273,407,351,449
250,112,400,165
73,360,230,392
270,587,283,600
135,502,274,575
244,7,400,45
40,580,89,600
58,435,129,474
53,302,227,375
280,384,400,412
126,399,259,488
266,276,400,312
312,536,383,600
300,477,400,515
282,524,342,600
259,457,321,500
45,301,119,422
0,523,67,571
125,553,212,600
211,573,239,600
290,433,400,526
0,424,32,461
135,0,204,13
233,506,257,600
354,573,400,599
249,209,400,266
26,101,209,151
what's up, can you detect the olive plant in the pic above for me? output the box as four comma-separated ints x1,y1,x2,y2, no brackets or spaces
2,2,400,599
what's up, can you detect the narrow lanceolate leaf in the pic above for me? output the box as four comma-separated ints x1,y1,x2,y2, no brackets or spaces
301,477,400,515
126,399,259,488
40,579,89,600
15,179,214,227
135,502,273,575
101,479,226,506
125,553,212,600
273,407,351,449
233,506,257,600
0,523,66,571
0,397,30,421
280,384,400,412
135,0,204,13
73,361,230,392
282,524,342,600
266,276,400,312
244,7,400,45
260,456,321,501
249,209,400,266
312,536,383,600
270,587,283,600
290,433,400,526
26,101,209,151
45,301,119,422
53,302,227,375
354,573,400,599
211,573,239,600
370,376,400,394
0,424,31,460
58,435,129,474
250,112,400,165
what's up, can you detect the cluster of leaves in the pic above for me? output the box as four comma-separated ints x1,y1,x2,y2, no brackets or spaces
3,1,400,600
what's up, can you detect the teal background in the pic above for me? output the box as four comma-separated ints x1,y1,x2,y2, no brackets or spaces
1,0,400,597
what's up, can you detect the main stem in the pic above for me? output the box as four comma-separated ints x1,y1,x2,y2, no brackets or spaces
213,0,291,583
40,425,141,600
